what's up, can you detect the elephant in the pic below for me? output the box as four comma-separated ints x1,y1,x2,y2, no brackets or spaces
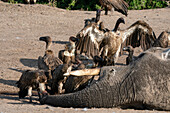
40,47,170,111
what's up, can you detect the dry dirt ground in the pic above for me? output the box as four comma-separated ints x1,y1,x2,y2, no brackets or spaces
0,1,170,113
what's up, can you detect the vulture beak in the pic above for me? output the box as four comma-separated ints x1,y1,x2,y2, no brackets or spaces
119,17,125,24
63,68,101,76
69,36,79,42
123,47,128,51
39,36,51,42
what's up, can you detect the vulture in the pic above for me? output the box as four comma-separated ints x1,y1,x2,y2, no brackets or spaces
58,36,78,64
84,9,101,27
99,0,129,16
123,45,137,65
122,31,170,65
152,31,170,48
16,70,49,102
76,18,156,65
38,36,63,72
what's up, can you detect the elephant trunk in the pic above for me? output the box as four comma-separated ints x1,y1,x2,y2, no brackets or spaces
40,66,132,108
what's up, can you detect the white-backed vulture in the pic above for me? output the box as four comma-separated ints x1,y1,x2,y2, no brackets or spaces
152,31,170,48
122,45,137,65
58,36,80,64
76,18,156,64
38,36,63,72
84,9,101,27
16,70,48,102
99,0,129,16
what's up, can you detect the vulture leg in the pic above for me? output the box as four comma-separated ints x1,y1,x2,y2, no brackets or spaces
114,45,121,63
105,7,108,15
58,80,64,94
28,87,33,103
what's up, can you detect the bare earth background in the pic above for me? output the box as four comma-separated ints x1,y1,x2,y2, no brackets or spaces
0,1,170,113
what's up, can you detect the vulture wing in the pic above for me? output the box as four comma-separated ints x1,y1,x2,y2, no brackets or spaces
153,31,170,48
120,20,156,54
100,0,129,16
76,23,105,58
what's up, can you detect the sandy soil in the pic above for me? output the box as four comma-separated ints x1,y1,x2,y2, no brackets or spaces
0,1,170,113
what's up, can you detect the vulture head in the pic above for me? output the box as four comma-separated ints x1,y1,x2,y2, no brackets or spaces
123,45,134,53
39,36,52,50
113,17,125,32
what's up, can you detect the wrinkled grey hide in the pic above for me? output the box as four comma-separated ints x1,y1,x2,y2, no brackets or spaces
40,47,170,110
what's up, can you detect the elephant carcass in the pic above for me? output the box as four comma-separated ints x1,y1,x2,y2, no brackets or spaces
40,47,170,110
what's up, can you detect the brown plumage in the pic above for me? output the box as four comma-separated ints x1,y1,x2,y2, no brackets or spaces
16,70,48,102
39,36,52,50
38,36,63,72
51,62,73,94
76,18,156,64
58,36,78,64
153,31,170,48
99,0,129,16
123,45,138,65
38,50,63,72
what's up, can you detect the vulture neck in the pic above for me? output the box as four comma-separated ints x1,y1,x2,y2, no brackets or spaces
128,50,134,59
46,41,52,50
95,10,101,23
113,20,122,32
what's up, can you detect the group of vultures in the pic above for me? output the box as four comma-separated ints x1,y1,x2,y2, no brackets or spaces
16,0,170,110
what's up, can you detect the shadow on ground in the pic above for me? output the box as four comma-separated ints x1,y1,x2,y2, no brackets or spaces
8,68,23,73
20,58,38,68
52,41,69,45
0,78,17,87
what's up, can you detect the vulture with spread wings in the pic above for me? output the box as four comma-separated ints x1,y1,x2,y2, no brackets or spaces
76,18,156,64
99,0,129,16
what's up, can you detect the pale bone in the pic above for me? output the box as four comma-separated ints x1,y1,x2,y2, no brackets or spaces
63,68,101,76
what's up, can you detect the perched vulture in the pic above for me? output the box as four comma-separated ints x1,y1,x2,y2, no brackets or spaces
153,31,170,48
123,45,137,65
84,9,101,27
99,0,129,16
38,36,63,72
76,18,156,64
16,70,49,102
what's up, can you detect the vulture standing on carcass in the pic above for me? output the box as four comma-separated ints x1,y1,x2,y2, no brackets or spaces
152,31,170,48
76,18,156,65
122,31,170,65
122,45,137,65
51,37,97,94
99,0,129,16
16,70,49,102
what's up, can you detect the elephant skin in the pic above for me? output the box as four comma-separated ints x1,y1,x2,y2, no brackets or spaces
40,47,170,110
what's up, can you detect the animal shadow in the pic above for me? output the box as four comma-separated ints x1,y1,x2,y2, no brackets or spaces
52,41,69,45
0,78,17,87
20,58,38,68
8,68,23,73
0,91,40,105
